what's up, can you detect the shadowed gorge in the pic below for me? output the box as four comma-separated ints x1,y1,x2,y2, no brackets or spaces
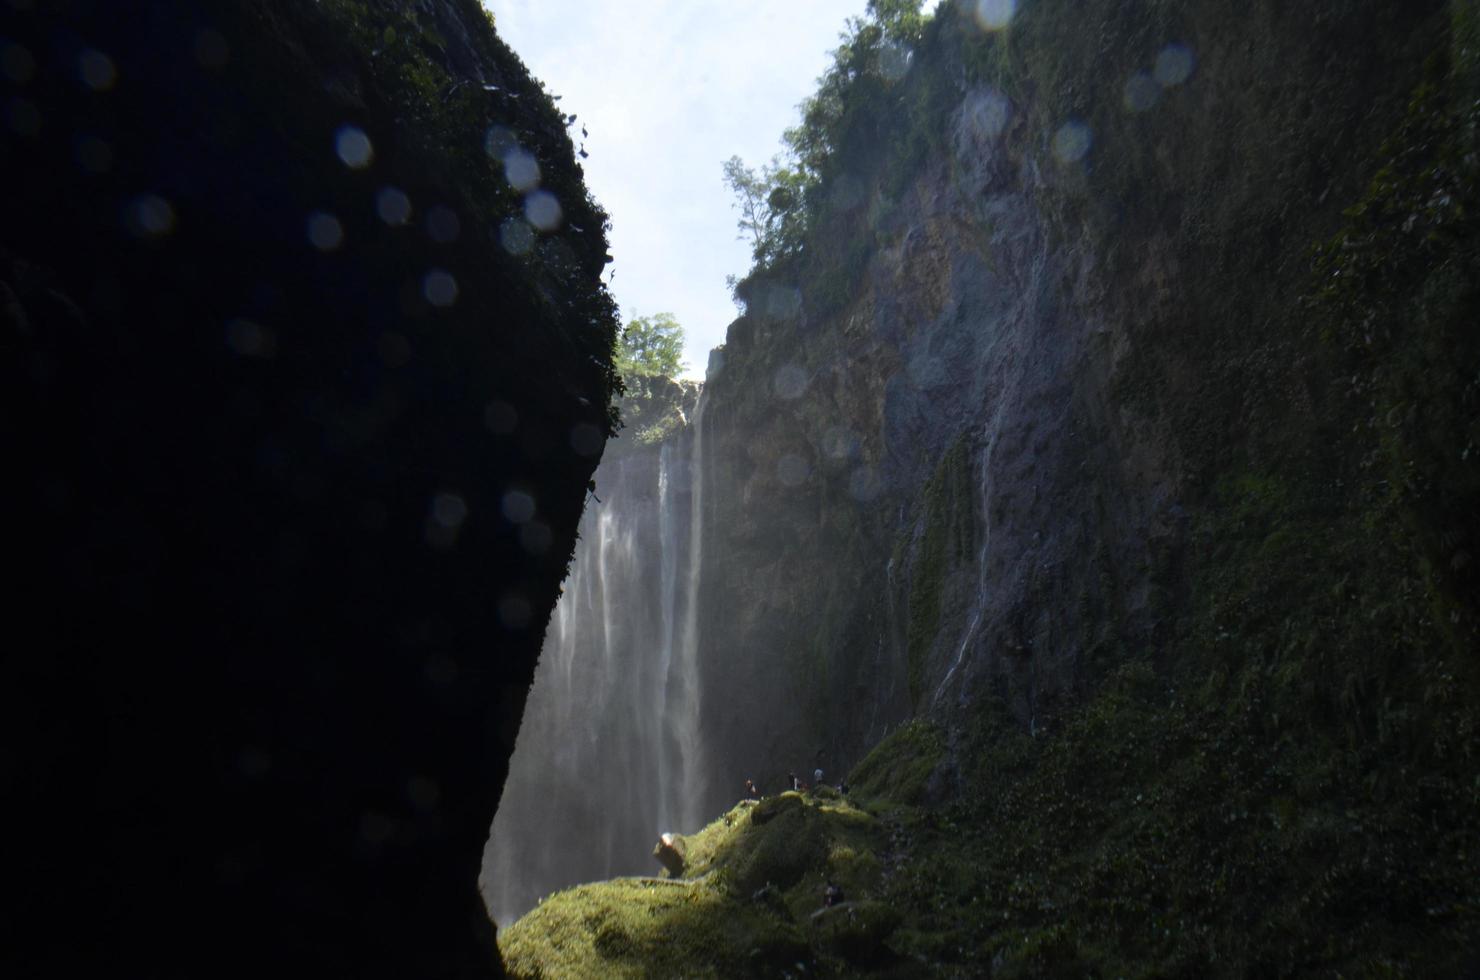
494,0,1480,976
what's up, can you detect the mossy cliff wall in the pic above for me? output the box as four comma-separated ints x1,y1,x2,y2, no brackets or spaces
1,1,617,975
693,0,1475,823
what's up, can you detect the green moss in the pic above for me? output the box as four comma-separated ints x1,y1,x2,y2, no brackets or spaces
905,437,975,707
500,794,892,978
848,719,946,807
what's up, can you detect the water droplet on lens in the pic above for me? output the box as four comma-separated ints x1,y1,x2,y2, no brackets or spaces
1052,120,1092,163
432,492,468,528
500,217,534,256
74,135,112,173
426,205,461,243
422,268,458,307
193,28,230,69
377,187,412,226
484,401,518,434
974,0,1016,31
773,363,808,400
502,490,536,524
307,211,343,251
502,147,540,191
524,191,562,231
335,125,373,169
498,594,532,630
126,194,176,238
569,423,604,457
78,48,116,91
226,318,276,358
1123,72,1161,113
1154,44,1195,87
0,42,37,84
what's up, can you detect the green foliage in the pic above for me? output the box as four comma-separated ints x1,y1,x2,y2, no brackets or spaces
616,312,686,380
848,719,946,807
722,156,808,267
499,794,891,978
904,438,976,707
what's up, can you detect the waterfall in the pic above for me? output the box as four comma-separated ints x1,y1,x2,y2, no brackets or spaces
673,390,707,833
481,407,708,926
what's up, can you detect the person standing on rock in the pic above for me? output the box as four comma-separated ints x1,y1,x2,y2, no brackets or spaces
744,779,759,800
823,882,844,908
789,771,800,792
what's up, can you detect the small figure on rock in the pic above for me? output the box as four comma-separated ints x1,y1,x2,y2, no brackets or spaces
789,771,800,792
837,780,849,796
814,767,824,785
744,778,759,800
823,881,845,908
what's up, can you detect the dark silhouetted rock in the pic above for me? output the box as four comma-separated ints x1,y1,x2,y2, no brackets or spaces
1,1,617,976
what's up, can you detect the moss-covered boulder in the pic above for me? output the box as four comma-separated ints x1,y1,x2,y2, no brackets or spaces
809,901,903,964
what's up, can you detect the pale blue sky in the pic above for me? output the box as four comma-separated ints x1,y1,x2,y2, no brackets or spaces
486,0,870,379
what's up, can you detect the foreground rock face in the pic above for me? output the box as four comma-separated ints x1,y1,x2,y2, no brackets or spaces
1,1,617,974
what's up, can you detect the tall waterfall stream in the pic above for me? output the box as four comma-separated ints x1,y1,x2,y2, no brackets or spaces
482,394,708,925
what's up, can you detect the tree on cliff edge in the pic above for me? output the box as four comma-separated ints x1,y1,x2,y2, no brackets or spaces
617,312,687,380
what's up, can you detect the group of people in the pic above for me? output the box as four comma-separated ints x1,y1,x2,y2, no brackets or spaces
743,769,850,800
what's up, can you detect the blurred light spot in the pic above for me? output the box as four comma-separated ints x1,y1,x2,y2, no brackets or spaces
823,427,858,460
426,205,460,243
974,0,1016,30
484,400,517,434
484,123,516,159
1052,120,1092,163
422,268,458,307
961,88,1010,142
498,594,532,630
878,40,912,82
74,134,113,173
519,521,553,556
777,454,810,487
502,147,540,191
360,811,395,844
78,48,116,91
754,281,802,319
376,330,410,367
524,190,562,231
0,42,36,83
335,125,373,169
425,653,458,685
407,776,440,811
849,466,884,502
499,217,534,256
502,490,536,524
376,186,412,226
226,318,276,358
194,28,229,69
1154,44,1195,87
432,492,467,528
359,499,389,532
1122,72,1161,113
125,194,175,238
6,97,40,137
307,211,343,251
237,747,271,778
773,363,808,400
569,423,604,457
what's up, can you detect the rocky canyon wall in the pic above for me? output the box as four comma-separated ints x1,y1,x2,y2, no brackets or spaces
689,0,1461,796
